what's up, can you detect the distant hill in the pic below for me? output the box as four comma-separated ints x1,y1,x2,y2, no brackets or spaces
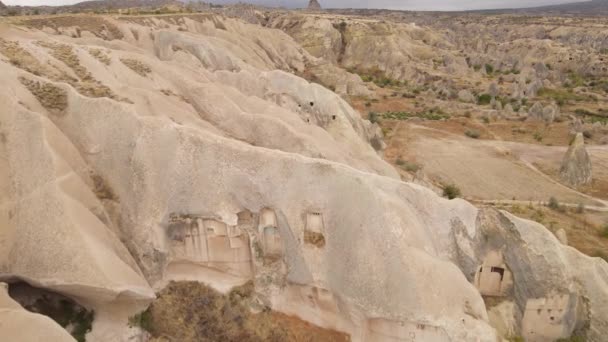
0,1,6,9
69,0,183,11
475,0,608,15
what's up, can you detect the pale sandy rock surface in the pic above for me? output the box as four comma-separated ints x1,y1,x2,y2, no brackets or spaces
0,12,607,342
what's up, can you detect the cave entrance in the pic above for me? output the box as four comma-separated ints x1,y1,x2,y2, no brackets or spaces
8,281,94,342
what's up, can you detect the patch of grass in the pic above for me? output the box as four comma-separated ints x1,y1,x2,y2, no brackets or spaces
600,223,608,239
352,67,404,88
574,109,608,125
141,281,349,342
35,41,129,102
485,64,494,74
443,184,461,200
477,93,492,105
19,77,68,114
70,310,94,342
120,58,152,77
533,132,544,142
537,87,585,104
89,48,111,65
380,108,448,121
128,309,153,332
0,38,62,79
396,159,421,173
465,129,481,139
566,71,586,88
547,196,565,212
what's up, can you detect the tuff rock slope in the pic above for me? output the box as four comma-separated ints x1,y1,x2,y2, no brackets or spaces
0,13,607,342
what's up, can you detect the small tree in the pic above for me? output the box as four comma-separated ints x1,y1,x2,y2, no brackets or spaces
600,223,608,239
368,111,379,124
477,93,492,105
443,184,462,200
465,130,481,139
548,197,560,211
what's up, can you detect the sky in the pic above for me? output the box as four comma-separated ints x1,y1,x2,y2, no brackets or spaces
2,0,590,11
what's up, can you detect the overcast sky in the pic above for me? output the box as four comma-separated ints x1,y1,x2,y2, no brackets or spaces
2,0,590,11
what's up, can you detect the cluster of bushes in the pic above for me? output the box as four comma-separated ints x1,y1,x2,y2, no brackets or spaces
465,129,481,139
477,93,492,105
574,108,608,125
547,197,569,213
395,158,421,173
128,281,347,342
350,67,407,88
537,87,585,106
565,71,586,88
442,184,462,200
379,108,449,121
600,222,608,239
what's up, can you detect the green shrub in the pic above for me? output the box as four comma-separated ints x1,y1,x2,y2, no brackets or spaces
548,197,561,211
533,132,543,142
368,112,379,124
133,281,346,342
538,88,585,104
477,93,492,105
600,223,608,239
485,64,494,74
380,110,448,121
129,310,153,332
443,184,462,200
465,130,481,139
396,159,421,173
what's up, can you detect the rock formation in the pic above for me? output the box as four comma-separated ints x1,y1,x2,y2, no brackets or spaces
0,12,607,342
555,228,568,245
560,133,593,187
0,1,6,9
527,101,560,123
458,89,476,103
0,283,75,342
308,0,322,10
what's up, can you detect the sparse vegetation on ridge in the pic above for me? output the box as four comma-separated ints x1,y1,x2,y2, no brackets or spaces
129,281,348,342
